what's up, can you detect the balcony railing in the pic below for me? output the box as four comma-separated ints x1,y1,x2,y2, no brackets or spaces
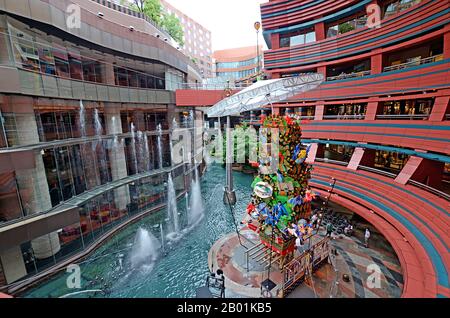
180,82,251,90
314,161,450,201
375,114,429,120
383,55,443,73
90,0,173,41
323,114,366,120
326,70,370,81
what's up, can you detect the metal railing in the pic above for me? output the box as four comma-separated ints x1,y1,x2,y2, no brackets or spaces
326,70,371,81
315,161,450,201
180,82,252,90
358,165,397,178
383,55,443,72
407,179,450,201
375,114,429,120
323,114,366,120
90,0,173,41
315,158,348,166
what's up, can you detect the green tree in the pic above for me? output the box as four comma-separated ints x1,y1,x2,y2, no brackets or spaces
128,0,164,26
161,13,184,47
125,0,184,47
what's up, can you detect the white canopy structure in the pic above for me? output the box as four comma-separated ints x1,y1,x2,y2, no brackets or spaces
212,73,324,205
206,73,324,117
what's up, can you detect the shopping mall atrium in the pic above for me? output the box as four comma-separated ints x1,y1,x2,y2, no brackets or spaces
0,0,448,300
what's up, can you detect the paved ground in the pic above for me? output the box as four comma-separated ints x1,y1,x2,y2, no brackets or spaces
208,226,403,298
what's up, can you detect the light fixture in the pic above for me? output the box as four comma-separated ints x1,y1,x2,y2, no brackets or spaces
129,26,135,31
97,12,104,18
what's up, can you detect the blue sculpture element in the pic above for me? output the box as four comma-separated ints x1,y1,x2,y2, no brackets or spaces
292,143,301,161
265,212,278,226
273,201,288,220
257,202,269,216
276,170,284,183
288,195,303,207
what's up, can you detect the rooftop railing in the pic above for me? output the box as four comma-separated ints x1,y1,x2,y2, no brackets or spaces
383,55,443,73
326,70,370,81
180,82,252,90
90,0,173,41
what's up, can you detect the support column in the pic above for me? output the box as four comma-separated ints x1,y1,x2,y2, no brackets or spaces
395,154,444,189
271,34,280,50
314,102,325,120
371,49,383,74
105,109,130,211
314,22,326,41
428,93,450,122
365,97,381,120
347,147,366,170
443,27,450,59
223,116,236,204
10,97,60,260
305,143,319,164
0,246,27,284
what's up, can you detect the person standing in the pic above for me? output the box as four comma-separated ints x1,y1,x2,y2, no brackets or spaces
326,223,333,238
364,228,371,248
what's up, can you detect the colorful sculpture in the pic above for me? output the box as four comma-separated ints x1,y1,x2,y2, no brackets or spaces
247,115,314,265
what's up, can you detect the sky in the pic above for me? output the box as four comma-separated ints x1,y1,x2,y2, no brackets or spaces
164,0,269,51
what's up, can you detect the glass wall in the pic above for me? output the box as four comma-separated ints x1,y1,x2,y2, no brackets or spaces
323,144,355,162
324,103,367,119
383,0,422,19
380,99,434,118
374,150,409,173
13,165,188,279
280,28,316,47
216,57,259,69
326,14,367,38
2,21,180,91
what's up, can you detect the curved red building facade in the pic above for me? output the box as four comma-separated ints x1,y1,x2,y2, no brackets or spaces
261,0,450,298
176,0,450,298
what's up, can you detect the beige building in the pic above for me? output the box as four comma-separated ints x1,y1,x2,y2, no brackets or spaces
161,0,213,78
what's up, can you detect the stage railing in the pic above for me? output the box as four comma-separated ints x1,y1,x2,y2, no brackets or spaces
281,236,330,297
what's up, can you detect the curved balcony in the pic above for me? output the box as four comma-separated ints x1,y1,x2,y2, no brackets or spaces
309,161,450,297
261,0,364,31
264,0,447,71
0,0,188,73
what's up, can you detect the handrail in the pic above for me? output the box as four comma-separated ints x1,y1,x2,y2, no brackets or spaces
323,114,365,120
383,55,443,72
326,70,370,81
407,179,450,201
0,163,185,229
357,165,397,178
375,114,429,120
179,82,252,90
314,158,348,166
315,161,450,202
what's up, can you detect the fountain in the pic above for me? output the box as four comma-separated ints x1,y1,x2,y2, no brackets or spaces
130,228,161,269
185,192,190,214
130,122,138,174
143,133,150,171
188,166,204,226
79,100,86,137
166,174,181,242
136,130,144,173
157,123,163,169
